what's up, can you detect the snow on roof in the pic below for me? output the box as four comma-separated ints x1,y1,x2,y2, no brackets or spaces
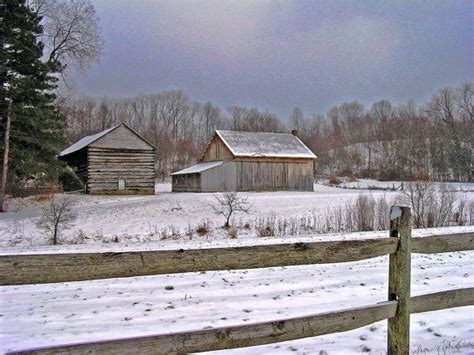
171,161,224,175
215,130,317,159
59,124,121,157
59,123,157,157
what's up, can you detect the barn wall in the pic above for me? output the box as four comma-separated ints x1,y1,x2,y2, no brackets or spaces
235,160,314,191
202,136,234,162
172,173,201,192
201,162,237,192
87,147,155,195
90,125,153,151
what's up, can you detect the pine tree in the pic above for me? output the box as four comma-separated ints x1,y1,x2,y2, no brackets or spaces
1,0,65,211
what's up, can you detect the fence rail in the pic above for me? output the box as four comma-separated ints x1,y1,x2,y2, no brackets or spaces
1,232,472,286
9,288,473,355
2,208,474,354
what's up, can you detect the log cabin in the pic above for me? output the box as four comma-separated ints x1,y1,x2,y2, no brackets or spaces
171,130,317,192
60,123,157,194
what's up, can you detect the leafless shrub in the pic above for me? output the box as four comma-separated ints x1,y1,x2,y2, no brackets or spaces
228,227,238,239
36,195,77,245
257,226,273,237
453,199,467,226
400,182,458,228
196,221,210,236
354,194,375,231
328,176,341,185
375,196,390,230
187,223,193,239
211,191,251,228
469,201,474,225
69,229,87,244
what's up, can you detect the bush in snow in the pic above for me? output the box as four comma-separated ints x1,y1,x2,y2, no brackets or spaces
211,191,251,228
399,181,458,228
36,195,77,245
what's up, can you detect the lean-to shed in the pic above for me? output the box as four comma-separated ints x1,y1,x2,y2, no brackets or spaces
60,123,157,194
171,130,317,192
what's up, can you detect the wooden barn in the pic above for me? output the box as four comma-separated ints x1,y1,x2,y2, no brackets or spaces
59,123,157,195
171,130,317,192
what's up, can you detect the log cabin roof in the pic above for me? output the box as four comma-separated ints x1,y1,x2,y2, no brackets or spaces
171,161,223,175
59,123,156,157
214,130,317,159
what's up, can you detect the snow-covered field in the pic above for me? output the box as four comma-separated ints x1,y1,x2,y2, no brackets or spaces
1,182,473,354
0,182,408,247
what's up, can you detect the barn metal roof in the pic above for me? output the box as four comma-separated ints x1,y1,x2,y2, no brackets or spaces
59,123,157,157
215,130,317,159
171,161,224,175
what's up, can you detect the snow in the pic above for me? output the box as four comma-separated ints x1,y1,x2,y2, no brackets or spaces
59,124,119,157
171,161,224,175
215,130,317,159
1,182,472,248
0,250,472,353
0,183,401,247
333,178,474,192
1,182,473,353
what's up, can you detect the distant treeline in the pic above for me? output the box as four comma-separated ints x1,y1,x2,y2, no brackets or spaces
61,83,473,181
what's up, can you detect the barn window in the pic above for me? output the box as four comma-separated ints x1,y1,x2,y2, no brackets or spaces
118,179,126,190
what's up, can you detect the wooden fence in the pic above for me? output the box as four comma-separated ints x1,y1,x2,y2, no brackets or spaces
1,206,473,354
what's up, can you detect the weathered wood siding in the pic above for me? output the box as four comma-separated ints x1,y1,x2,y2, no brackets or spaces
183,135,315,192
235,159,314,191
172,173,201,192
201,162,237,192
202,135,234,162
90,124,152,151
87,147,155,194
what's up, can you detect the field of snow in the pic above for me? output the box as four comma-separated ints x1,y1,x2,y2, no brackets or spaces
1,182,473,353
0,182,408,247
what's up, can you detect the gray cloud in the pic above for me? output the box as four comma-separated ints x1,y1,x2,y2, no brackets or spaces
72,0,473,117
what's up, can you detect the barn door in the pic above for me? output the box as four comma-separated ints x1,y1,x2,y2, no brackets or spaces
118,179,126,190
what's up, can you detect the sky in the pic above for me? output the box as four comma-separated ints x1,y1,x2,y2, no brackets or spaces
72,0,474,118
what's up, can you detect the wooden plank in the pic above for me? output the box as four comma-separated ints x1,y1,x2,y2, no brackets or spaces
0,238,397,285
9,301,398,354
88,152,155,157
411,287,474,313
89,125,155,151
387,206,412,354
411,232,474,254
88,147,153,153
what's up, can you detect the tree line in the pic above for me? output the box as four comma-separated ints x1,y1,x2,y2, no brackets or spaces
61,83,473,182
1,1,472,214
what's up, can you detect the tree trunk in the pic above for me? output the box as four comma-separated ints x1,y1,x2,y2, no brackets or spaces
0,100,12,213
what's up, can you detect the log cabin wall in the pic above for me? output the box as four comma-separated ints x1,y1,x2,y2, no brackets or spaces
60,123,156,195
87,147,155,194
86,125,155,194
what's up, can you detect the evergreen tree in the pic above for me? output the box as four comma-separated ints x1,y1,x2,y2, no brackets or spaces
1,0,65,211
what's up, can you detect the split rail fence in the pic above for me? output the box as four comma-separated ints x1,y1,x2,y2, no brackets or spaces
1,206,473,354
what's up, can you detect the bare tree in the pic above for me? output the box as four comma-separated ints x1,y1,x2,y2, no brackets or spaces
36,195,77,244
400,182,457,228
0,100,12,212
211,191,251,228
29,0,103,70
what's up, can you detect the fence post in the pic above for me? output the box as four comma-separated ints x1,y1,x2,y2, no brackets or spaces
388,205,411,354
